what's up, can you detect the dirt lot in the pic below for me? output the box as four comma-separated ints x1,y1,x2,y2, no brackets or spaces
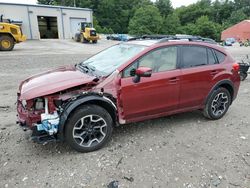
0,40,249,188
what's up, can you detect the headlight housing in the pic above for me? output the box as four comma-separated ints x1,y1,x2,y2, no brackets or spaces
21,100,27,108
34,98,45,110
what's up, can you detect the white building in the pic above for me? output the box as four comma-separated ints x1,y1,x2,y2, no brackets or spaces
0,2,93,39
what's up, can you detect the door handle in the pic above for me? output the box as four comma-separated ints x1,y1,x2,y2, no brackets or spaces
169,77,179,84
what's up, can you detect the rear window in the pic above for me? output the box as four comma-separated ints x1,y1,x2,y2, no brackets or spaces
182,46,207,68
214,50,226,63
207,48,217,65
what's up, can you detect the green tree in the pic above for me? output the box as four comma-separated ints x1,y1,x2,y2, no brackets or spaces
227,10,248,25
37,0,55,5
128,5,163,35
234,0,250,17
176,0,212,25
195,16,221,40
161,13,182,34
181,23,198,35
155,0,173,17
37,0,249,38
211,0,235,24
97,0,152,33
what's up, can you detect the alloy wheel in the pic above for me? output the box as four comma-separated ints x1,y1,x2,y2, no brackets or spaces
211,92,229,116
72,114,107,147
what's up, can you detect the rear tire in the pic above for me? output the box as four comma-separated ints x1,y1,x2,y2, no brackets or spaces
74,33,81,42
203,87,231,120
65,105,113,152
0,35,14,51
92,40,97,44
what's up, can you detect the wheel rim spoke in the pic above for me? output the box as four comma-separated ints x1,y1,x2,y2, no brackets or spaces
211,92,229,116
72,114,107,147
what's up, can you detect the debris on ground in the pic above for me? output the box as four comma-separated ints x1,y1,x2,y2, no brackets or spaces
240,136,247,140
116,157,123,168
123,176,134,182
107,180,119,188
0,106,10,111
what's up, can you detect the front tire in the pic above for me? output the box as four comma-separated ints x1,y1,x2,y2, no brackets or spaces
0,35,14,51
80,35,88,43
203,87,231,120
65,105,113,152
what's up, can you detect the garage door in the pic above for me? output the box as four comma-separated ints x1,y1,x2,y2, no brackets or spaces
70,18,87,39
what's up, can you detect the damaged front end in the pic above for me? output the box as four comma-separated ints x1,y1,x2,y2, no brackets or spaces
16,69,120,144
17,94,62,143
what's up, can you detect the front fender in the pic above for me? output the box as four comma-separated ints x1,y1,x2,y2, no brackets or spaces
58,94,116,141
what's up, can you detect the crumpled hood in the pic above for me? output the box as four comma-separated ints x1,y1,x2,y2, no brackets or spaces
19,65,96,100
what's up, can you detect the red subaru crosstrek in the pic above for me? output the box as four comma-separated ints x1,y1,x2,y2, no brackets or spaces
17,38,240,152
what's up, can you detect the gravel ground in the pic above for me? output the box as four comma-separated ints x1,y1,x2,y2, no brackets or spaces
0,40,249,188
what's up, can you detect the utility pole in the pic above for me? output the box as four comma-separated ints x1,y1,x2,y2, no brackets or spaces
74,0,76,7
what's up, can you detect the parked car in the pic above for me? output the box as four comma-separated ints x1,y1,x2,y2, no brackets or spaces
224,39,233,46
226,38,236,44
106,34,133,41
17,39,240,152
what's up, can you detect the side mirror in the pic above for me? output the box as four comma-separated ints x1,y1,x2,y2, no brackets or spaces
133,67,152,83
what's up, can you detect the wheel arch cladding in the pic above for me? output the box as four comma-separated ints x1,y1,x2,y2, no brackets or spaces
219,83,234,101
205,79,234,106
58,95,117,141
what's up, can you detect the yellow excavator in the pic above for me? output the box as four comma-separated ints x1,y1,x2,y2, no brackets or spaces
0,15,26,51
74,22,99,44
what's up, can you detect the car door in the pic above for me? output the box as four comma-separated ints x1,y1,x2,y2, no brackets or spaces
179,45,222,109
119,46,181,121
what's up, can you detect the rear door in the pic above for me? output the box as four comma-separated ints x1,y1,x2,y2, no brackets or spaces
179,45,222,109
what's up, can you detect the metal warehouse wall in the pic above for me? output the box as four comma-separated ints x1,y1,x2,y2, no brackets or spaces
0,3,93,39
221,20,250,41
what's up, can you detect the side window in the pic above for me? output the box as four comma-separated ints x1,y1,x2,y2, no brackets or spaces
207,48,217,65
138,51,155,70
214,50,226,63
182,46,207,68
123,62,138,78
123,46,178,77
139,46,178,73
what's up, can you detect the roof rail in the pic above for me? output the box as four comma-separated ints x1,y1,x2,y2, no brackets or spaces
158,35,217,44
128,35,174,41
128,34,217,44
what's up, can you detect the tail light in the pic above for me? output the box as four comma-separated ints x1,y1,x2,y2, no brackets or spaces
232,63,240,72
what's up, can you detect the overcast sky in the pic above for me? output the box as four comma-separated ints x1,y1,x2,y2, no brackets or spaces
0,0,199,8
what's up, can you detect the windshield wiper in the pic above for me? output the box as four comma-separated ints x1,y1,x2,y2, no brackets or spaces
77,63,102,78
78,64,96,73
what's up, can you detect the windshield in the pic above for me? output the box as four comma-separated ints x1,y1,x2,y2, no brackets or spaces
78,43,146,76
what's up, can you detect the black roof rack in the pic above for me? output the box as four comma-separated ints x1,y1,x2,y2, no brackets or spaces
128,35,173,41
128,35,217,44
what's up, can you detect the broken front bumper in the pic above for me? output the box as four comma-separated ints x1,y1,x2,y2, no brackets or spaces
16,98,40,129
16,97,59,144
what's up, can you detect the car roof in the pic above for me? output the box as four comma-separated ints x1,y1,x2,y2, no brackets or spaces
126,39,226,54
160,41,227,53
126,39,159,46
